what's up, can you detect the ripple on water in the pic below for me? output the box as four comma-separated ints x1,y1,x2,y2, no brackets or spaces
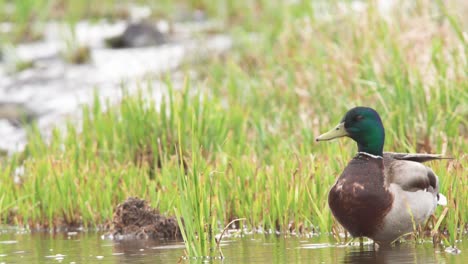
300,243,332,249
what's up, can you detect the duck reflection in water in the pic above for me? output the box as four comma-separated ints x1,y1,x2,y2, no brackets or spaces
342,243,443,264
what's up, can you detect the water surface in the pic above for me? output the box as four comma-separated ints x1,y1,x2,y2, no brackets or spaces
0,230,465,263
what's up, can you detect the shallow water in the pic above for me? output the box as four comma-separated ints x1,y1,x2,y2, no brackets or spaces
0,230,466,263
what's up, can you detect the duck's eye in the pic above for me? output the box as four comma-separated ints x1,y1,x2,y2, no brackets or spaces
354,115,364,121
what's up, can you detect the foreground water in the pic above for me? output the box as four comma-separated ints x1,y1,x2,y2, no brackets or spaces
0,230,466,263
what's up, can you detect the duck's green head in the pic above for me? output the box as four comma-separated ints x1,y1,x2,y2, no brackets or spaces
316,107,385,157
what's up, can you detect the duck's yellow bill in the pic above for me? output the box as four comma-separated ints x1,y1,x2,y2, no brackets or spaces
316,122,348,141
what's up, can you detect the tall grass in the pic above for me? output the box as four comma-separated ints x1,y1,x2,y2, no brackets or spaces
0,0,467,259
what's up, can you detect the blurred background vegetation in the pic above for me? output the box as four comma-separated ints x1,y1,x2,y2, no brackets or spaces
0,0,467,256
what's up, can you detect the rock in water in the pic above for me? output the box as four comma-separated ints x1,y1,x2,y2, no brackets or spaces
106,22,166,48
110,197,181,240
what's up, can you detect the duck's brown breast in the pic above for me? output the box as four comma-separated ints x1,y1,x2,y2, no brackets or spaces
328,155,393,238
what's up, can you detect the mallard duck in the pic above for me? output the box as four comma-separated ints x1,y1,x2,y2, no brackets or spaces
316,107,447,244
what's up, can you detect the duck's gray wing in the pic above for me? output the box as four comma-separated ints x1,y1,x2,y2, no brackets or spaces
383,152,447,205
384,152,451,163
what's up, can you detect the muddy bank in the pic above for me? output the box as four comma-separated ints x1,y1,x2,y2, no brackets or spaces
110,197,181,240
